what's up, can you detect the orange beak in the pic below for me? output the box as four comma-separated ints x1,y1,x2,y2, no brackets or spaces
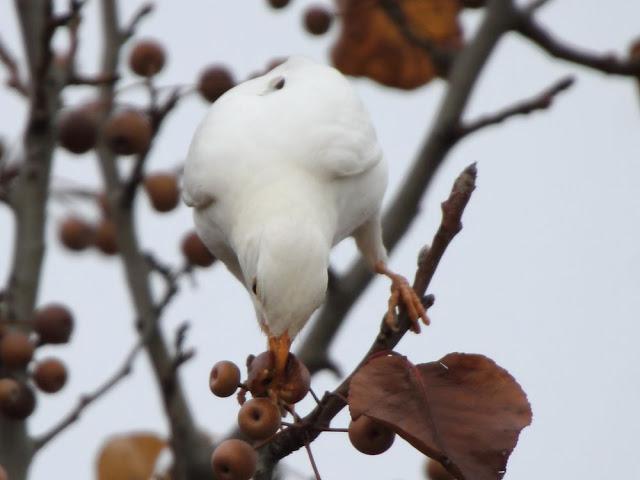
268,331,291,379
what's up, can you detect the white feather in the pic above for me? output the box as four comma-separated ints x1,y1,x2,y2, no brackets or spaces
183,56,388,338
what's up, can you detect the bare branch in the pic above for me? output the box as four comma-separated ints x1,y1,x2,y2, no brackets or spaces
122,2,154,40
33,331,149,451
515,12,640,75
456,75,574,139
0,35,28,95
95,2,212,479
255,164,477,479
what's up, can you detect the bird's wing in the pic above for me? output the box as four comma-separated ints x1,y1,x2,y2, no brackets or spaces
306,109,383,179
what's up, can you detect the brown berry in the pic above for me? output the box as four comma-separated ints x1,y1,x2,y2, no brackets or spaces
246,351,275,398
129,39,166,77
104,110,152,155
0,381,36,420
209,360,241,397
59,216,94,251
0,332,34,369
57,108,98,154
181,231,215,267
267,0,290,8
143,173,180,213
33,358,68,394
426,459,455,480
211,439,257,480
303,6,333,36
348,416,395,455
0,378,20,407
237,398,281,440
94,219,118,255
33,304,73,344
279,353,310,404
198,66,235,103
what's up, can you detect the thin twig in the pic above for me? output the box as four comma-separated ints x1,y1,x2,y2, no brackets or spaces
33,330,150,451
304,442,322,480
0,35,28,95
122,2,154,40
515,12,640,76
455,75,574,139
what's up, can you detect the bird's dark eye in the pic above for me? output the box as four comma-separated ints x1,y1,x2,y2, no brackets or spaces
251,278,258,295
273,77,285,90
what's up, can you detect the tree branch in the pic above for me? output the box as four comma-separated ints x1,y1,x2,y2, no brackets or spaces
95,2,212,478
255,164,477,479
455,75,574,139
515,11,640,75
296,0,518,376
33,328,149,451
1,1,67,477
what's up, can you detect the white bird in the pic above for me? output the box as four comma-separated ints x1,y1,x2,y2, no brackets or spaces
183,56,427,383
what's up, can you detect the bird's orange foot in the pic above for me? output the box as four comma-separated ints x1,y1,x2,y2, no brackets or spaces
375,261,430,333
268,332,291,386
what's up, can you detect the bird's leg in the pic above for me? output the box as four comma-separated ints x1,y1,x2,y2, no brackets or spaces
374,260,430,333
268,331,291,384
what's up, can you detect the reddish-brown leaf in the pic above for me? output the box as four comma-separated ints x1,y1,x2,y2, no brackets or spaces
349,353,531,480
332,0,462,89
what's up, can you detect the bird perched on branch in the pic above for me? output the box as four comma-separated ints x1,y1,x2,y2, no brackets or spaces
183,56,428,389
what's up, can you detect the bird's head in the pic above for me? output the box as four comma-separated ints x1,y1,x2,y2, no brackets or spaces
237,220,329,340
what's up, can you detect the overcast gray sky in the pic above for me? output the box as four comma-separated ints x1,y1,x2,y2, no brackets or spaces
1,1,640,479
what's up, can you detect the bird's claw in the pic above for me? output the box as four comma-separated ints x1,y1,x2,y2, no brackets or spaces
377,263,430,333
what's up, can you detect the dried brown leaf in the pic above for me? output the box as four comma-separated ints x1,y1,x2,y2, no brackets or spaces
332,0,462,89
349,353,531,480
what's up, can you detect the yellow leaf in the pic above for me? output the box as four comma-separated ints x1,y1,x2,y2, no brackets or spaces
96,432,166,480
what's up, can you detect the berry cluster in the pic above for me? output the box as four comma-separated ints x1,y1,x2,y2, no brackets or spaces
0,305,73,421
207,352,397,479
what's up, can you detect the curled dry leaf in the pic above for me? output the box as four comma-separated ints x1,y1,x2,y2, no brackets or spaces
97,432,166,480
332,0,462,89
348,353,532,480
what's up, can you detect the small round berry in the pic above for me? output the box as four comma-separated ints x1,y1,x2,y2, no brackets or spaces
104,110,152,156
33,304,73,344
426,458,455,480
0,332,34,369
348,416,395,455
237,397,281,440
0,381,36,420
128,39,166,77
143,173,180,213
33,358,68,394
94,219,118,255
303,6,333,36
0,378,20,407
209,360,241,397
57,108,99,154
197,66,235,103
211,439,257,480
246,351,275,398
279,353,310,404
267,0,290,9
59,216,95,251
181,231,215,267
